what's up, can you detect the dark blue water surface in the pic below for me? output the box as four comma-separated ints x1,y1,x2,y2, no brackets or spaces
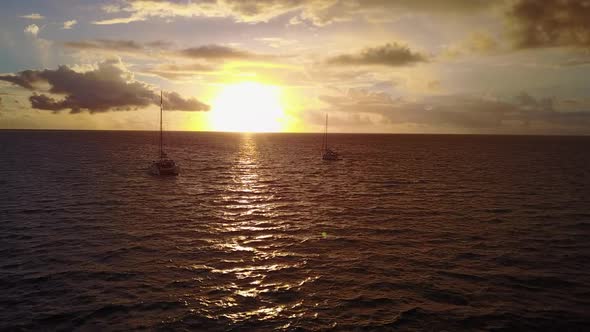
1,131,589,331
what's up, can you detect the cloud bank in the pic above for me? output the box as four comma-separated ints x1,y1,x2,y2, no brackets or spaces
0,59,209,113
320,88,590,133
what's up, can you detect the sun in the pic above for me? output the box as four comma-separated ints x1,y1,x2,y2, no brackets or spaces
210,82,286,132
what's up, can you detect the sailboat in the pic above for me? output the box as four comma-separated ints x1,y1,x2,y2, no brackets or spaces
321,114,339,161
149,91,180,176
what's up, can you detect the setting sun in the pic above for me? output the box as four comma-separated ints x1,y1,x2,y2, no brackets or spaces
210,82,285,132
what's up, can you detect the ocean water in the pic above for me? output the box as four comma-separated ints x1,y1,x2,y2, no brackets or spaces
1,130,589,331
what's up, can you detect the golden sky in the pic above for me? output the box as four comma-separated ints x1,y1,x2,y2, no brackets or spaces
1,0,590,134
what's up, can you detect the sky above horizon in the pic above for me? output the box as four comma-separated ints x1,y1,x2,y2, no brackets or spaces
1,0,590,134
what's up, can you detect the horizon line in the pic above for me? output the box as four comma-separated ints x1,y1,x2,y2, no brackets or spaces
0,128,589,137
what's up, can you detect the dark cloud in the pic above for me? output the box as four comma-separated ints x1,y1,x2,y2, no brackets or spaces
178,44,263,60
327,43,428,67
303,110,377,129
146,40,174,49
320,89,590,133
163,91,209,111
64,39,145,52
507,0,590,49
64,39,175,53
0,59,209,113
515,92,553,111
64,39,268,61
29,94,65,111
62,39,173,59
0,70,40,89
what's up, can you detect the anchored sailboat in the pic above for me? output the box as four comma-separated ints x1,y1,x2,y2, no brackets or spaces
321,114,339,161
149,91,180,176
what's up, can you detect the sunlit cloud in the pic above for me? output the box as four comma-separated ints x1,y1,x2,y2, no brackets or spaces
62,20,77,30
94,0,497,26
20,13,45,20
24,24,39,37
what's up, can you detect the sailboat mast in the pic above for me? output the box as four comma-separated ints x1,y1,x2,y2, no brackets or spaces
324,113,328,151
160,90,163,159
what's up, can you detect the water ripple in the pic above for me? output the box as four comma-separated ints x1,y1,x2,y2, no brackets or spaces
1,131,589,330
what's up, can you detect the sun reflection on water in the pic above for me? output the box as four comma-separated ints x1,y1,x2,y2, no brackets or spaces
185,134,313,323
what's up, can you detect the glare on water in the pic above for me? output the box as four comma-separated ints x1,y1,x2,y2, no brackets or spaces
200,134,309,322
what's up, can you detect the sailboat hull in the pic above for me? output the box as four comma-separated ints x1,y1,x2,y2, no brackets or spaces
150,160,180,176
321,114,339,160
322,149,339,161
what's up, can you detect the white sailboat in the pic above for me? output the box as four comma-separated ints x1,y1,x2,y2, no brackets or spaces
149,91,180,176
321,114,339,161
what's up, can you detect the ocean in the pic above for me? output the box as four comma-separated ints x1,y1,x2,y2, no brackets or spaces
1,130,589,331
